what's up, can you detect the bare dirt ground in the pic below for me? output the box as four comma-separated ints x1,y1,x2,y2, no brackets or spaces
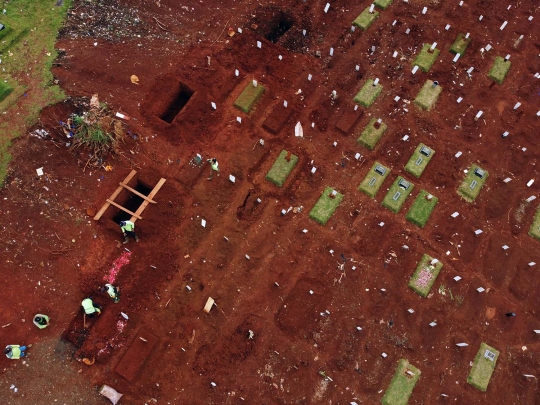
1,0,540,404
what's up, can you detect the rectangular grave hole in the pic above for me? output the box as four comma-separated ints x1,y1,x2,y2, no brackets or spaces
159,82,194,124
375,165,387,176
264,11,294,43
368,177,377,186
415,157,423,166
112,180,152,223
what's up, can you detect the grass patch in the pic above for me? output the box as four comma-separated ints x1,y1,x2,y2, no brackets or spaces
265,150,298,187
457,164,488,202
358,161,390,198
374,0,393,9
414,80,442,111
467,343,499,392
354,79,383,107
488,56,511,84
528,204,540,241
352,7,379,31
233,81,265,113
0,80,14,102
0,0,73,185
406,190,438,228
382,176,414,213
404,143,434,178
356,118,387,150
408,254,443,297
450,33,471,55
309,186,343,225
381,359,421,405
413,43,440,72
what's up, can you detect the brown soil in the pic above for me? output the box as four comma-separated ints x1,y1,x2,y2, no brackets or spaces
1,0,540,404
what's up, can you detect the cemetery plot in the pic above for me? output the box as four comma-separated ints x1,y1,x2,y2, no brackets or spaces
359,162,391,198
262,103,294,134
374,0,393,10
413,44,440,72
354,79,383,107
382,176,414,213
0,80,14,103
352,7,379,31
414,80,442,111
467,343,499,392
488,56,511,85
408,254,443,297
405,190,438,228
528,204,540,241
309,186,343,225
404,143,434,178
335,107,363,134
234,81,265,113
457,165,488,202
381,359,421,405
265,150,299,187
356,118,387,150
450,33,471,55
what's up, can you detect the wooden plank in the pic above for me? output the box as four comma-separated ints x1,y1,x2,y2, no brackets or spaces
204,297,215,313
130,178,166,223
119,182,156,203
93,170,137,220
106,199,143,220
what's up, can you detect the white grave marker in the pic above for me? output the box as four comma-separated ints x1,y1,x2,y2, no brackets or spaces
429,321,437,327
329,47,334,56
283,100,288,108
475,229,483,235
453,53,460,63
278,55,282,60
256,41,262,49
454,276,462,281
324,3,330,13
412,65,419,74
451,212,459,218
237,117,241,123
229,174,236,183
422,7,427,14
445,24,451,30
527,180,534,187
381,353,387,358
456,343,468,347
514,102,521,110
500,21,508,30
455,151,462,157
394,96,401,102
502,245,509,250
308,74,312,81
253,79,257,87
528,262,535,266
211,102,217,110
403,135,409,141
235,69,239,76
457,97,463,103
407,309,415,313
475,110,483,120
477,287,485,292
526,196,536,202
355,153,361,160
201,219,206,227
504,177,512,183
311,167,317,174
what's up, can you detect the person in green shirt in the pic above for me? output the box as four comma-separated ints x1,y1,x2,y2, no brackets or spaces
120,220,139,244
207,158,220,180
33,314,50,329
101,283,120,303
4,344,31,359
81,298,101,318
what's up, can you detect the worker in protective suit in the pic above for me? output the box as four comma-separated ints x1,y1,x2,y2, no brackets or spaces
207,158,220,180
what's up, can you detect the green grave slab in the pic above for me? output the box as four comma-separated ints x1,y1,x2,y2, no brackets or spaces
374,0,393,10
457,164,488,202
234,82,265,113
414,80,442,111
406,190,438,228
356,118,387,150
404,143,434,178
265,150,298,187
309,186,343,225
354,79,383,108
413,43,440,72
358,162,390,198
382,176,414,213
352,7,379,31
450,33,471,55
488,56,511,84
408,253,443,297
381,359,421,405
467,343,499,392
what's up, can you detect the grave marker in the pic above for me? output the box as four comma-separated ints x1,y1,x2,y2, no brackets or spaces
211,102,217,110
229,174,235,183
477,287,485,292
456,343,468,347
201,219,206,227
324,2,330,13
454,276,461,281
256,41,262,49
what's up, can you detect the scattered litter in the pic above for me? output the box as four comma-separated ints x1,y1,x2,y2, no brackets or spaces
36,167,44,176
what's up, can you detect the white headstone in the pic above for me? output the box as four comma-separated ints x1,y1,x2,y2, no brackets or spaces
526,196,536,202
236,116,241,123
422,7,427,14
308,74,312,81
454,276,461,281
253,79,257,87
502,245,509,250
405,28,410,34
412,65,419,74
475,229,483,235
235,69,239,76
211,102,217,109
500,21,508,30
381,353,387,358
256,41,262,49
453,53,460,63
475,110,483,120
392,51,398,58
431,42,437,50
302,229,308,234
394,96,401,102
311,167,317,174
237,28,242,33
259,139,264,146
324,2,330,13
514,102,521,110
283,100,288,108
528,262,536,266
477,287,485,292
451,212,459,218
403,135,409,141
201,219,206,227
245,254,250,260
429,321,437,327
229,174,235,183
456,343,468,347
373,78,379,85
479,15,483,21
379,222,384,227
445,24,451,30
302,29,306,36
278,55,282,60
504,177,512,183
329,47,334,56
486,44,492,51
457,97,463,103
408,309,415,313
369,4,375,13
355,153,361,160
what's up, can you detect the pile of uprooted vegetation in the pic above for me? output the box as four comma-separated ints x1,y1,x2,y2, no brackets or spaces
62,94,125,170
